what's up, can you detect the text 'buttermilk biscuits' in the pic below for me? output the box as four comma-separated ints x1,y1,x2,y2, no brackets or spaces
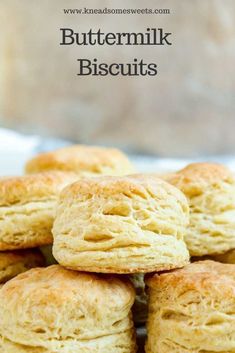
0,172,77,250
164,162,235,256
0,265,136,353
25,145,135,176
145,260,235,353
53,174,190,273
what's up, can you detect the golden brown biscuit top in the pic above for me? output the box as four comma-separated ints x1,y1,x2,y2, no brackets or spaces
25,145,135,175
146,260,235,296
60,174,188,209
0,265,135,308
164,162,234,196
0,172,77,206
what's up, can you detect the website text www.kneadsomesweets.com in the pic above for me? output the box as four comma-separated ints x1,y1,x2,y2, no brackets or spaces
63,7,171,15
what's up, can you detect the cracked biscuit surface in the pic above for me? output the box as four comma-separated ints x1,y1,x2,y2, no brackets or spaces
145,260,235,353
0,172,77,250
0,265,136,353
53,174,190,273
164,162,235,256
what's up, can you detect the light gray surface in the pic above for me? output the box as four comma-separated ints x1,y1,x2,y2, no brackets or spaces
1,128,235,176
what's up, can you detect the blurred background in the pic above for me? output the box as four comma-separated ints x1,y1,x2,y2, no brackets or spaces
0,0,235,158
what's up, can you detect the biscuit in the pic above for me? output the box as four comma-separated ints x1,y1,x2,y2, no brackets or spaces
192,249,235,264
145,260,235,353
211,249,235,264
163,162,235,256
53,174,190,273
129,274,148,325
0,265,136,353
0,249,45,283
0,172,77,250
25,145,135,176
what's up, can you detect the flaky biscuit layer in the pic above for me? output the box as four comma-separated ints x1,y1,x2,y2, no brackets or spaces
146,260,235,353
53,174,190,273
0,172,77,250
0,265,136,353
164,162,235,256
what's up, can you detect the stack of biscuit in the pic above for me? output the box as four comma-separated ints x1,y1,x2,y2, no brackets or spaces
144,162,235,352
1,148,235,353
0,145,140,352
